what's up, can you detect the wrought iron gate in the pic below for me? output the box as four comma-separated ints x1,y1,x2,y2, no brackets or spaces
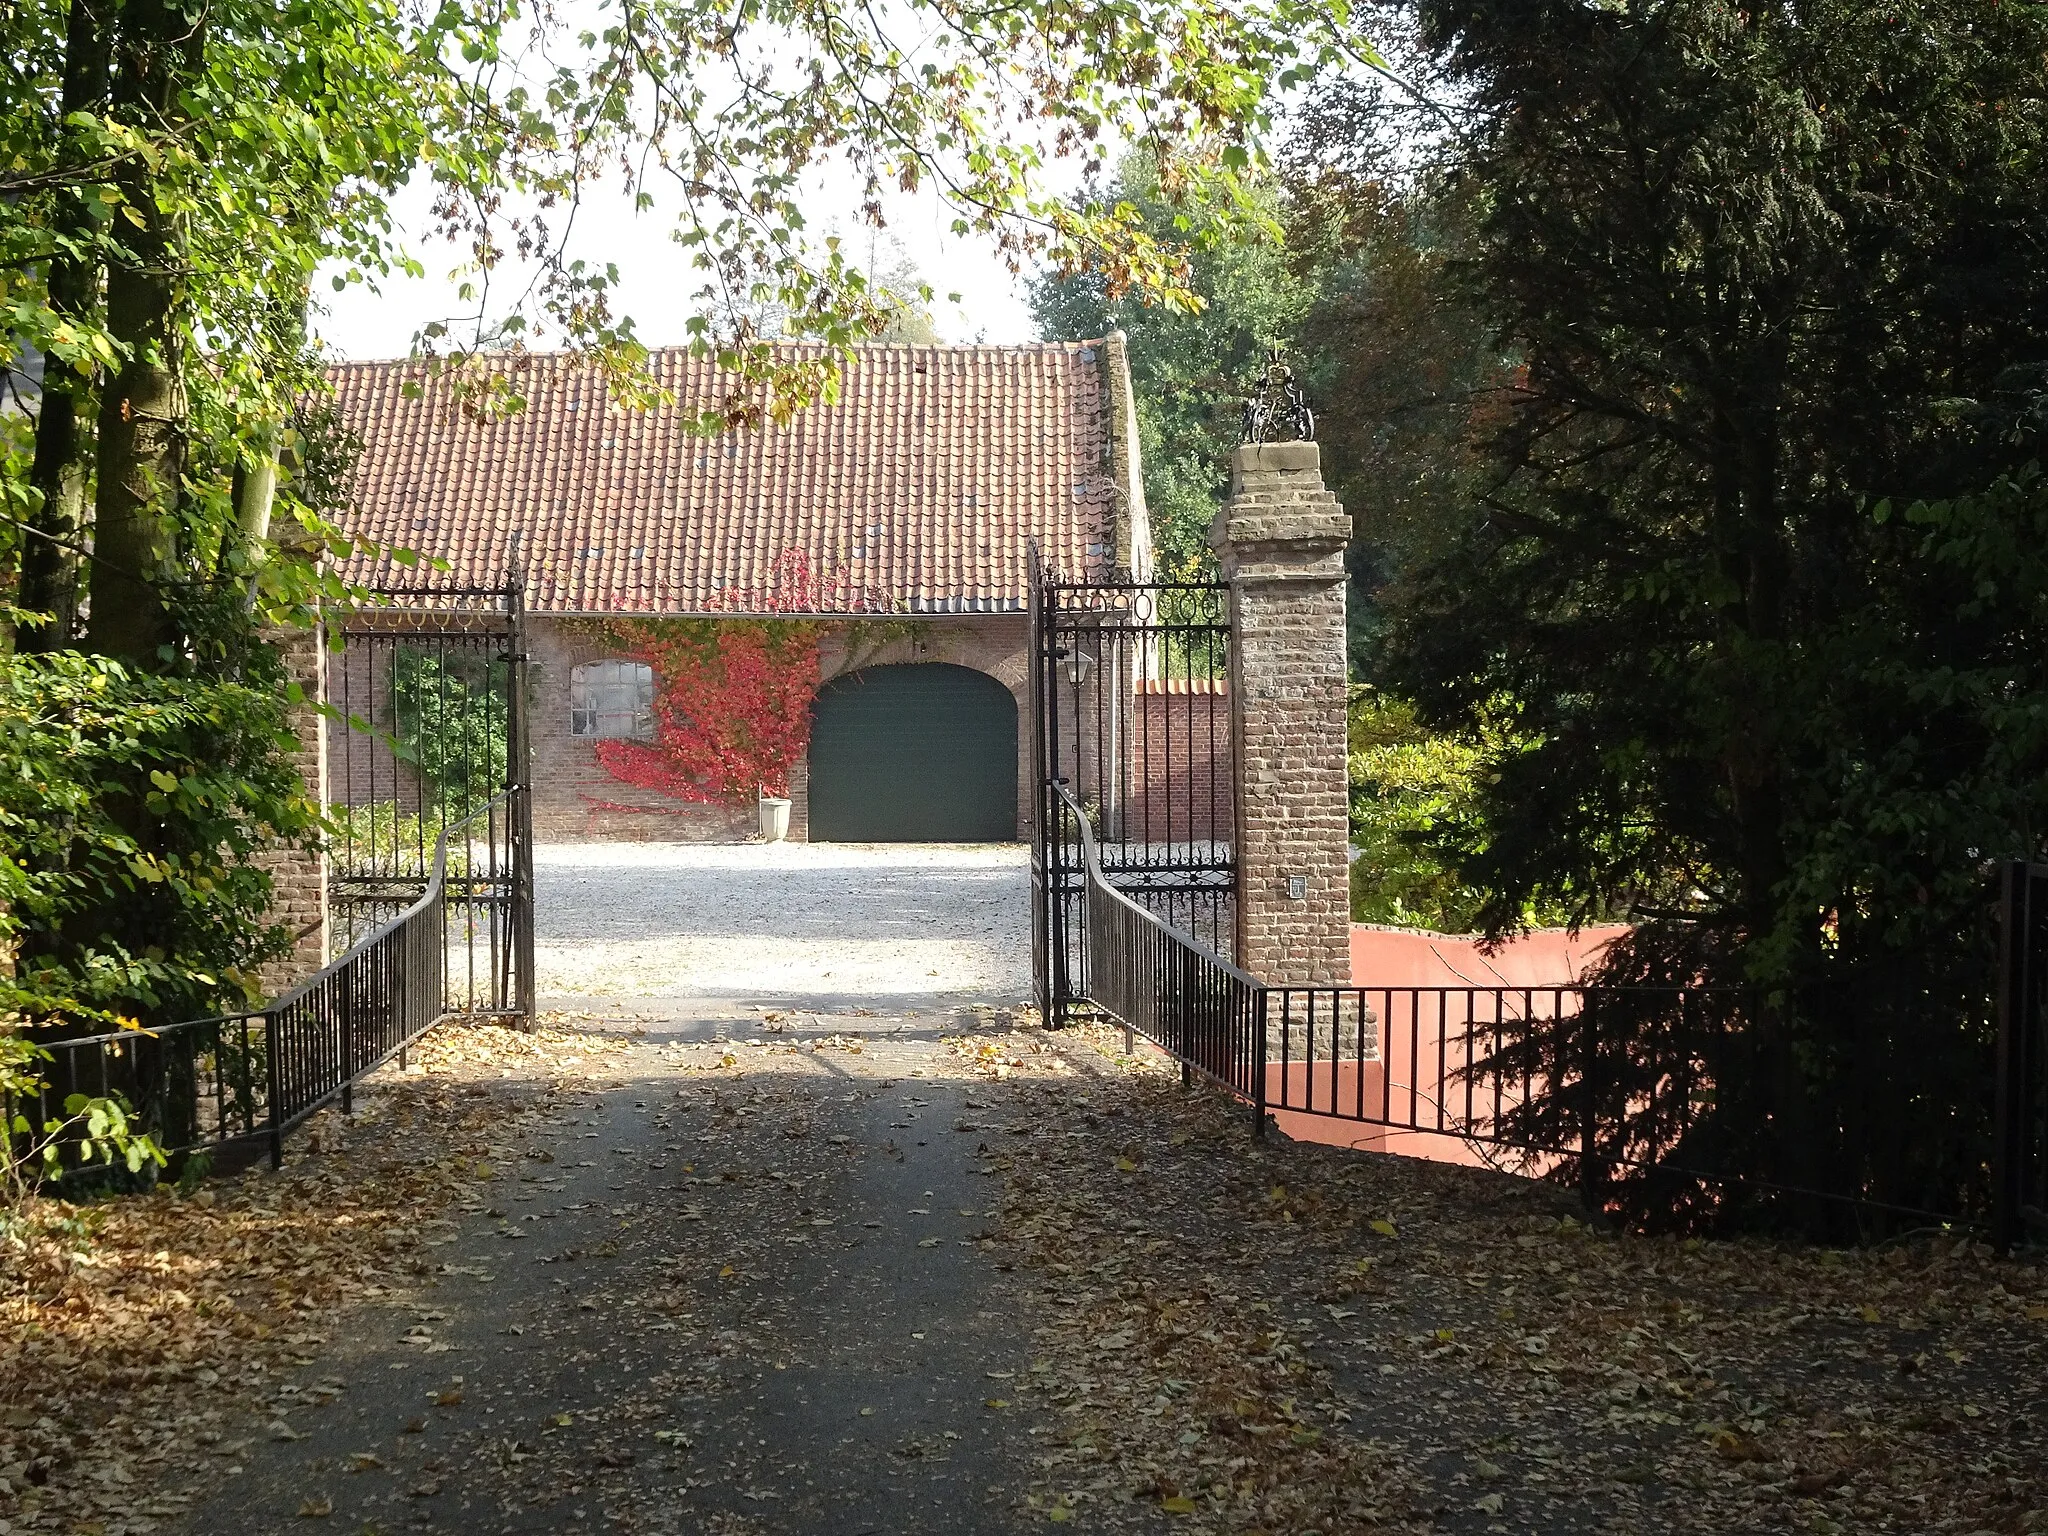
327,582,535,1021
1030,551,1237,1024
15,585,538,1176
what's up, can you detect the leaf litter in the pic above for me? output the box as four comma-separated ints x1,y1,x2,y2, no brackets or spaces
967,1018,2048,1535
0,1018,631,1536
7,1001,2043,1536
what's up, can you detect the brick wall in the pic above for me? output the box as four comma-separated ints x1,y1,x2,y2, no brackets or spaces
258,623,328,994
1212,442,1353,987
1118,682,1231,845
528,622,754,841
528,613,1031,842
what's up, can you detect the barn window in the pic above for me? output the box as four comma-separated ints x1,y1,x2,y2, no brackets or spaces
570,660,655,740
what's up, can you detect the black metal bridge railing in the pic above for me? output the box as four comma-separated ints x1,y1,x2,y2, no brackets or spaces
1060,784,2047,1248
15,792,525,1174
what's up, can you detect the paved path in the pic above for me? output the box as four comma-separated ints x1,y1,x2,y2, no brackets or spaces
177,845,1048,1536
182,1013,1042,1535
159,847,2048,1536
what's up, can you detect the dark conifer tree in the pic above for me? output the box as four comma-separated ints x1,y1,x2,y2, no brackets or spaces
1380,0,2048,1229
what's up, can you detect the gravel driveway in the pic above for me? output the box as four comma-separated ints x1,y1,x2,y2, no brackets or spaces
534,841,1032,1003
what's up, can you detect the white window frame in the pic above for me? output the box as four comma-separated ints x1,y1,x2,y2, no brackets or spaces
570,659,656,740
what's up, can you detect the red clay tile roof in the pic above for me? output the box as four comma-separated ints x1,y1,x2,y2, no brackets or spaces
326,342,1118,614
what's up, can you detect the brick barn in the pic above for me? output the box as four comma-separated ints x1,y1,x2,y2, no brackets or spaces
325,338,1155,842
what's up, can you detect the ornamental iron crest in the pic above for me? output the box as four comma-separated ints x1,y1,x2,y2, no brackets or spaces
1238,347,1315,445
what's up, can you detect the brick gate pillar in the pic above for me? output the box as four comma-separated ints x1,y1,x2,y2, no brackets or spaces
1212,442,1352,986
257,620,329,994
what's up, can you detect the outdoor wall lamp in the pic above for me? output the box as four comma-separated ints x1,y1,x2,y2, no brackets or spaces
1064,645,1096,687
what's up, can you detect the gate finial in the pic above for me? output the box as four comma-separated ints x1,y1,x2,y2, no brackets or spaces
1239,347,1315,445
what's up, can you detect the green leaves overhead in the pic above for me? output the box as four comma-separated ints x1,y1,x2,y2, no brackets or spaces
1032,158,1315,576
5,0,1362,454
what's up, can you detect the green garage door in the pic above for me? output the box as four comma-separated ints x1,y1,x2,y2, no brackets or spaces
809,664,1018,841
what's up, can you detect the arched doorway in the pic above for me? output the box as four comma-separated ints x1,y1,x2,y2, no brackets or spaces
809,663,1018,841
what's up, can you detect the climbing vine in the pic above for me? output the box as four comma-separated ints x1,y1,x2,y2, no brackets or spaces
575,619,822,801
565,601,943,803
566,614,937,803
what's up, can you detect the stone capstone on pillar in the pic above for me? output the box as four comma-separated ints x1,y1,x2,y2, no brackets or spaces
1213,441,1353,988
1211,440,1351,581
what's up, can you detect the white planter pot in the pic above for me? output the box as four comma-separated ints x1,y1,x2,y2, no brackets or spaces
758,796,792,842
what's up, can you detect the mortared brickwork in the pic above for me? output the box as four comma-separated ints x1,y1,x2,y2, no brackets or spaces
1212,442,1353,988
256,623,329,993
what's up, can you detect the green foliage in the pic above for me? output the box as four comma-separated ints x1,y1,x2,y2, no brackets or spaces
1375,0,2048,1230
866,238,943,344
1280,159,1504,670
1031,161,1317,575
3,0,460,638
0,648,321,1028
0,408,31,560
1346,692,1486,931
0,1042,166,1214
389,648,508,816
1346,690,1578,933
1032,138,1501,671
3,0,1367,429
325,804,479,881
0,1030,167,1212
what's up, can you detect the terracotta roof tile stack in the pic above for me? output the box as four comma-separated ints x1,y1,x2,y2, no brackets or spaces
326,341,1117,614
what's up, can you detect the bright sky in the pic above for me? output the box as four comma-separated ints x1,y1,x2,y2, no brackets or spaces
310,168,1047,361
309,0,1081,360
303,1,1365,363
306,0,1079,377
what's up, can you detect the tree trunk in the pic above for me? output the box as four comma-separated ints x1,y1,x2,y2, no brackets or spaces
1725,385,1839,1234
88,269,183,663
85,0,199,665
19,0,112,653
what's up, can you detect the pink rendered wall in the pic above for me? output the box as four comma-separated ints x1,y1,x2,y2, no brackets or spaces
1347,923,1630,991
1263,924,1630,1164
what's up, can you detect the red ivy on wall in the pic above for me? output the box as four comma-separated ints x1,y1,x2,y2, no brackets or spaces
588,619,820,801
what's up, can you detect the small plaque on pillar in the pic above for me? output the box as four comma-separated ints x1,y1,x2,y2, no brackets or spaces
1288,874,1307,901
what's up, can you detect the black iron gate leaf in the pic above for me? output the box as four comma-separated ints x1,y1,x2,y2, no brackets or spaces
328,581,535,1021
1029,551,1237,1025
